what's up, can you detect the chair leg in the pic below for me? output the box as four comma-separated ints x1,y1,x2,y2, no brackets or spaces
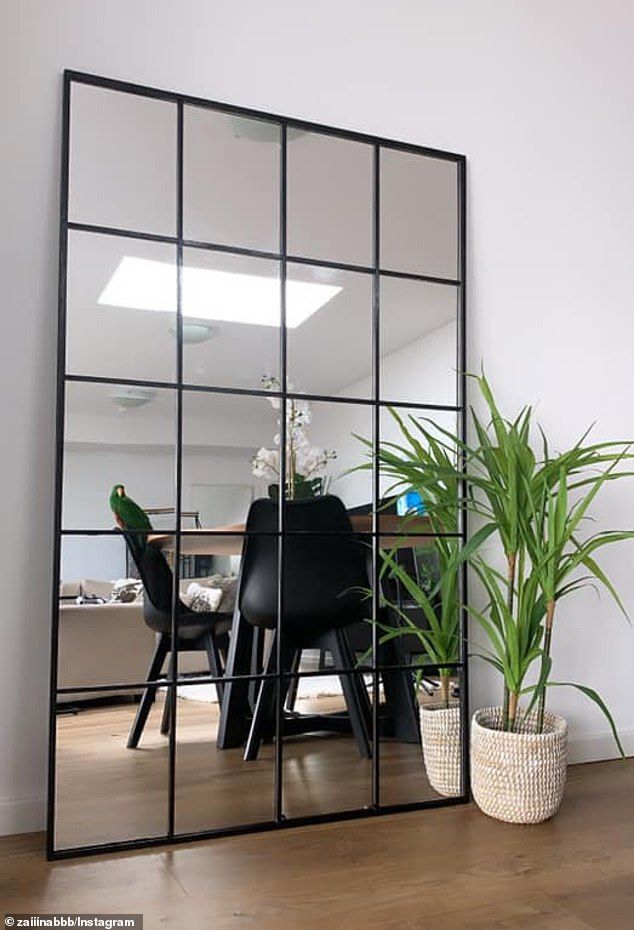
217,610,256,750
328,628,372,759
285,649,302,712
127,634,170,749
160,684,172,736
376,629,420,742
244,634,295,762
203,632,225,705
248,626,265,710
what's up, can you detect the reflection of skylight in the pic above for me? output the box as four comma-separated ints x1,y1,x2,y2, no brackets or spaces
98,257,341,328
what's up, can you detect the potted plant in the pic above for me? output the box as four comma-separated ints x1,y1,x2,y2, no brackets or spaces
451,373,633,823
361,375,633,819
356,411,491,797
252,376,337,499
378,539,463,798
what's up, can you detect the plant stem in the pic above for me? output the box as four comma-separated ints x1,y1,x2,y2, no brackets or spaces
439,673,450,709
536,599,556,732
288,399,296,499
508,690,519,732
502,552,517,730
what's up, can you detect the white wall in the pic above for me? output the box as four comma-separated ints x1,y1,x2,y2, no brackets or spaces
5,0,634,834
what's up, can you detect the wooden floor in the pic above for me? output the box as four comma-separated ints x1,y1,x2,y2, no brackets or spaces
53,693,436,848
1,759,633,928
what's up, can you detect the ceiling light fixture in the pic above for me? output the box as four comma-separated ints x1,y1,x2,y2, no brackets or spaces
169,321,217,344
98,257,341,328
109,387,156,410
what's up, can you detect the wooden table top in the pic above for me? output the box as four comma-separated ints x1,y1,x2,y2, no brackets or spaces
150,513,433,555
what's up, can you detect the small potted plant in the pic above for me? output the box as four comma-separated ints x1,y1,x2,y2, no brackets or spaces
252,375,337,499
377,539,463,797
356,410,490,797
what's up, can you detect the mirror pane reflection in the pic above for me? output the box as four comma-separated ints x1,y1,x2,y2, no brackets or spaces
380,670,463,806
181,389,280,522
380,149,458,279
181,249,280,391
66,231,177,384
183,106,280,252
380,277,458,406
286,263,373,399
69,84,177,236
62,381,177,532
175,680,275,833
54,78,465,852
55,695,169,849
282,674,373,818
379,408,459,516
57,534,166,692
287,130,373,266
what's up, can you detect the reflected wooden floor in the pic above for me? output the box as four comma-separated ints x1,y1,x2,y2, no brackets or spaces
54,694,435,848
2,759,634,929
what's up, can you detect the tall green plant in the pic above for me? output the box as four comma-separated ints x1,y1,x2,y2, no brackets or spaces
468,557,546,731
354,378,633,744
431,372,634,743
520,435,633,733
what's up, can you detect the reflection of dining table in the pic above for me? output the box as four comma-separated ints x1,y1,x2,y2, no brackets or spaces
149,513,433,556
148,512,427,750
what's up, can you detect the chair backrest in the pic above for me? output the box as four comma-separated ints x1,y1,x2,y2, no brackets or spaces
122,531,175,630
238,495,370,640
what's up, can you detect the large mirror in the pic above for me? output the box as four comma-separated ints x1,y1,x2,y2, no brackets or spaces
51,72,466,856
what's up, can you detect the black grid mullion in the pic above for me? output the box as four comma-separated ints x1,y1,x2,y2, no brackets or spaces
378,267,461,287
167,99,185,839
66,221,463,287
58,528,463,540
371,143,381,809
47,71,72,859
64,374,462,413
65,70,466,162
275,122,288,824
67,220,178,245
56,660,465,697
457,158,469,799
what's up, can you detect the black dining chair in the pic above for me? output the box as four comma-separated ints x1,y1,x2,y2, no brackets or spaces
122,531,233,749
237,496,373,761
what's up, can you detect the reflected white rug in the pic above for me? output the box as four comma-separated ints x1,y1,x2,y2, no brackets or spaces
178,676,343,704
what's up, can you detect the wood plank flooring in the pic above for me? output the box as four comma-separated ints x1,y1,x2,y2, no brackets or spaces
0,760,634,930
3,693,633,929
1,759,633,929
53,693,436,848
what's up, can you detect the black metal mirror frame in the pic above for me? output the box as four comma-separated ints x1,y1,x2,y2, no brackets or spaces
49,69,467,859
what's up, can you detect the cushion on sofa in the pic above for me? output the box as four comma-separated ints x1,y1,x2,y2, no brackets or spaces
110,578,144,603
81,578,116,599
182,582,223,613
179,574,238,613
60,580,81,599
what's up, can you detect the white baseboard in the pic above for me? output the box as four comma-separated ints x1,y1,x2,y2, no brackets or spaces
567,728,634,764
0,795,46,837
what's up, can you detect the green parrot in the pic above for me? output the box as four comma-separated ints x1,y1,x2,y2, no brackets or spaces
109,484,153,532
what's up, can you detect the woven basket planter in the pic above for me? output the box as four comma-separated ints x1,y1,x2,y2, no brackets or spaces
420,703,462,797
471,706,568,824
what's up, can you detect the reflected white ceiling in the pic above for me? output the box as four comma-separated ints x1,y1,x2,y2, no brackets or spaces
66,84,459,428
66,231,456,397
